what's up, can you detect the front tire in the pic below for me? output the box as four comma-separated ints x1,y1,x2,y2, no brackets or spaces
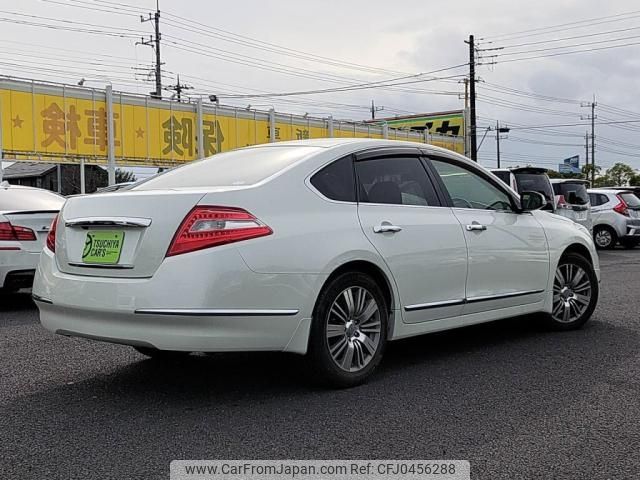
308,272,388,388
545,252,598,330
593,226,617,249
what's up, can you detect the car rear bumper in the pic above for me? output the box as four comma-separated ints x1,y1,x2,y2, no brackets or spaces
0,249,41,289
33,248,319,354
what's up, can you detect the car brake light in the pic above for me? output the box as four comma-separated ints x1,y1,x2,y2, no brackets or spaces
614,195,629,217
166,206,272,257
0,221,37,241
45,214,58,252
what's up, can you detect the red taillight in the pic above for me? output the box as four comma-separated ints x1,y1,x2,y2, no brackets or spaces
45,214,58,252
0,221,36,241
614,195,629,216
166,206,272,257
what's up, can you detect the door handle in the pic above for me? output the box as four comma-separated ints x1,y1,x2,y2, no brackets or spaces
466,223,487,231
373,222,402,233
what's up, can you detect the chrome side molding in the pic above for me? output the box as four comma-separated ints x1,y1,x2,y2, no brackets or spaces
134,308,300,317
404,289,544,311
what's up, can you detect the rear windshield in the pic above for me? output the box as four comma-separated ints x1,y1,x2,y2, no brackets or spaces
0,188,65,212
492,171,512,186
134,146,321,190
620,192,640,207
513,173,554,202
552,182,589,205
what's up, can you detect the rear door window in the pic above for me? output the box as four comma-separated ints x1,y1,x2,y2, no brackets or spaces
554,182,590,205
514,173,554,205
310,155,355,202
355,156,439,206
619,192,640,208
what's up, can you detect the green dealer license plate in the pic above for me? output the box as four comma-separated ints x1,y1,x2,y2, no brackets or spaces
82,230,125,265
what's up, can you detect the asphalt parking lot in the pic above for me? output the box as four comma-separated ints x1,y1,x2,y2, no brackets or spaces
1,249,639,480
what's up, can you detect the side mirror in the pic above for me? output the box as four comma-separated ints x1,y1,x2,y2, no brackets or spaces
521,191,546,211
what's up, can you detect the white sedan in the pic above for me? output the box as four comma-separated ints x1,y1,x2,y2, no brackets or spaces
1,183,64,292
33,139,600,386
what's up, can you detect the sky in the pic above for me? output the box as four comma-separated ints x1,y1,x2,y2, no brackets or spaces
2,0,640,175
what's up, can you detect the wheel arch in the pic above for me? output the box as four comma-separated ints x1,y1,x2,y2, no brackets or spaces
315,259,397,337
562,242,595,266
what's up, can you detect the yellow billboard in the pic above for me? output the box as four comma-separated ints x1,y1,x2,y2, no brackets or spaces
1,78,464,166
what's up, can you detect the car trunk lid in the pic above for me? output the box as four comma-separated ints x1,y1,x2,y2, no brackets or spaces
2,210,58,252
56,190,207,278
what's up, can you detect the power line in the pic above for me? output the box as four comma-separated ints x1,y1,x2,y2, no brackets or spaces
481,9,640,41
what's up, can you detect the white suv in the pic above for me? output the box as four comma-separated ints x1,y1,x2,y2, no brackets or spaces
588,189,640,249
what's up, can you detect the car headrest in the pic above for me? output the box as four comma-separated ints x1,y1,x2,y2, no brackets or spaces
368,181,402,205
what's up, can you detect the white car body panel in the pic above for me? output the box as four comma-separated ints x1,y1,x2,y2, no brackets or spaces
33,139,600,355
451,208,549,315
0,185,64,290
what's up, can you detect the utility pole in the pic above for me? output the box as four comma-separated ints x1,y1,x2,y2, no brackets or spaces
585,132,589,178
370,100,383,120
495,121,510,168
591,97,596,184
165,75,192,102
139,0,162,99
581,95,597,184
496,121,501,168
465,35,478,161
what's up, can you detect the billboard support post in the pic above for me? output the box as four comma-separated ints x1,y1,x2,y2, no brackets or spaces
196,98,204,159
106,85,116,186
382,123,388,139
80,158,85,194
327,115,334,137
269,109,276,143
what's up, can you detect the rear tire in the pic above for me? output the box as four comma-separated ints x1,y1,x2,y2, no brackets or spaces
308,272,388,388
593,226,617,250
133,346,190,360
544,252,598,331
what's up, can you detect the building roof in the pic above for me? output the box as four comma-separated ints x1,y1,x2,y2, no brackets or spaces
2,162,57,179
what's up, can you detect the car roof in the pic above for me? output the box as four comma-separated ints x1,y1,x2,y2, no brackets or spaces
0,182,63,195
510,167,548,174
588,189,629,194
550,178,589,184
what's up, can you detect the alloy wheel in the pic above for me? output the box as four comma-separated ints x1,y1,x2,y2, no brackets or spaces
326,286,382,372
552,262,593,323
595,229,613,248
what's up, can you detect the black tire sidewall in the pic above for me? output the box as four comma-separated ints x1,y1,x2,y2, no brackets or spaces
546,252,599,330
308,272,389,388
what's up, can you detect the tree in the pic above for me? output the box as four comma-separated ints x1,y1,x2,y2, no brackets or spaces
606,162,636,186
115,168,137,184
581,163,601,180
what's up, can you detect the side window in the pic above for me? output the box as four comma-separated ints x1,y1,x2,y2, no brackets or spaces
310,155,355,202
588,193,599,206
354,156,439,206
430,159,514,211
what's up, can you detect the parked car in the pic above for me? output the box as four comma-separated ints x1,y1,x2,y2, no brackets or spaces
0,183,65,292
95,182,136,193
490,168,518,191
511,167,556,212
594,186,640,199
551,179,593,231
588,188,640,249
33,139,600,387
